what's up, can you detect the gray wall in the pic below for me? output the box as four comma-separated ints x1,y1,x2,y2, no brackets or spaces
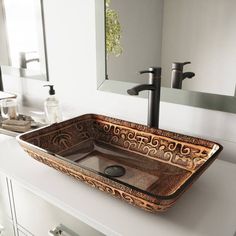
161,0,236,96
107,0,164,84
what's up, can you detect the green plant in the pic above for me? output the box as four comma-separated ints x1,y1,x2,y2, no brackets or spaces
106,0,122,57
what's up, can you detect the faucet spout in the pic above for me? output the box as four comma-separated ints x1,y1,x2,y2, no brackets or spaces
19,52,40,69
127,84,155,95
183,72,195,80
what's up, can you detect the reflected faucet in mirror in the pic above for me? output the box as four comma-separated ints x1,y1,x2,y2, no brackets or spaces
171,62,195,89
0,0,48,81
127,67,161,129
19,52,40,69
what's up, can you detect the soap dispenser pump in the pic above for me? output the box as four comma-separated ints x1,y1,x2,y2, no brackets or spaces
43,85,62,124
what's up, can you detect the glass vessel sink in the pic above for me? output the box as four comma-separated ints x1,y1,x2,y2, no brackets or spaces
17,114,223,212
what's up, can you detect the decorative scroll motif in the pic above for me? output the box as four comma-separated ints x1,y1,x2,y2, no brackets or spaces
92,120,211,172
24,118,213,172
26,120,94,154
52,132,72,148
22,116,211,172
24,147,173,212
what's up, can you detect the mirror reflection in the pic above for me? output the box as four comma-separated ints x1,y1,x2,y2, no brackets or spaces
106,0,236,97
0,0,48,80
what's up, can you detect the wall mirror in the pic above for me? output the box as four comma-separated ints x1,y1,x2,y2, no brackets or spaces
96,0,236,113
0,0,48,81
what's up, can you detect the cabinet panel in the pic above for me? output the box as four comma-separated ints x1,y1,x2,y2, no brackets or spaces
17,225,33,236
0,219,15,236
12,182,104,236
0,173,12,221
17,231,26,236
0,173,15,236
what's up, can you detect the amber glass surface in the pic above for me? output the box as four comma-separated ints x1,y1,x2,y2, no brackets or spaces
18,114,223,212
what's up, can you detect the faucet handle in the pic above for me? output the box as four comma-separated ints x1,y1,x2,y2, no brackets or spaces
172,62,191,71
140,70,154,74
182,61,191,66
139,67,161,78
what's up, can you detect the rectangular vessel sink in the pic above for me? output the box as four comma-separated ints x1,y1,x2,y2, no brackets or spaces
17,114,223,212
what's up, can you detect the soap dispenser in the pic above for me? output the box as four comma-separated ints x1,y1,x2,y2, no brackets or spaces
43,85,62,124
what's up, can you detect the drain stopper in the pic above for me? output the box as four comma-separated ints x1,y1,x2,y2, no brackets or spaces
104,165,126,178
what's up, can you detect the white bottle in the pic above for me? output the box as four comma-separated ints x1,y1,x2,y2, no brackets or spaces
44,85,62,124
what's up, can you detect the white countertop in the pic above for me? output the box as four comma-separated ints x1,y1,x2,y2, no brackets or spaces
0,134,235,236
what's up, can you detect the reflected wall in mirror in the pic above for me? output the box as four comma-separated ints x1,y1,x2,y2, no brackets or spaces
106,0,236,97
0,0,48,81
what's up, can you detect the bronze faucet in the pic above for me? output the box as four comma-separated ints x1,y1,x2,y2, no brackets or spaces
127,67,161,129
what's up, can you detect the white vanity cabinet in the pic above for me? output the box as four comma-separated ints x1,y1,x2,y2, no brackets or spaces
0,220,15,236
17,230,28,236
0,172,104,236
11,181,104,236
0,173,15,236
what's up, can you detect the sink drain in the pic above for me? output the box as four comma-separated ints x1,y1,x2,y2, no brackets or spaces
104,165,126,178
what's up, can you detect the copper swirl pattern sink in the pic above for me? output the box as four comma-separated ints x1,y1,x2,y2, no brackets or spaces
17,114,223,212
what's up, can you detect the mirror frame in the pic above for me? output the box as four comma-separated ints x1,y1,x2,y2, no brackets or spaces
95,0,236,114
1,0,49,81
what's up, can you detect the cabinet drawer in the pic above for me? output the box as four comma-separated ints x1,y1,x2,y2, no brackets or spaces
12,181,104,236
